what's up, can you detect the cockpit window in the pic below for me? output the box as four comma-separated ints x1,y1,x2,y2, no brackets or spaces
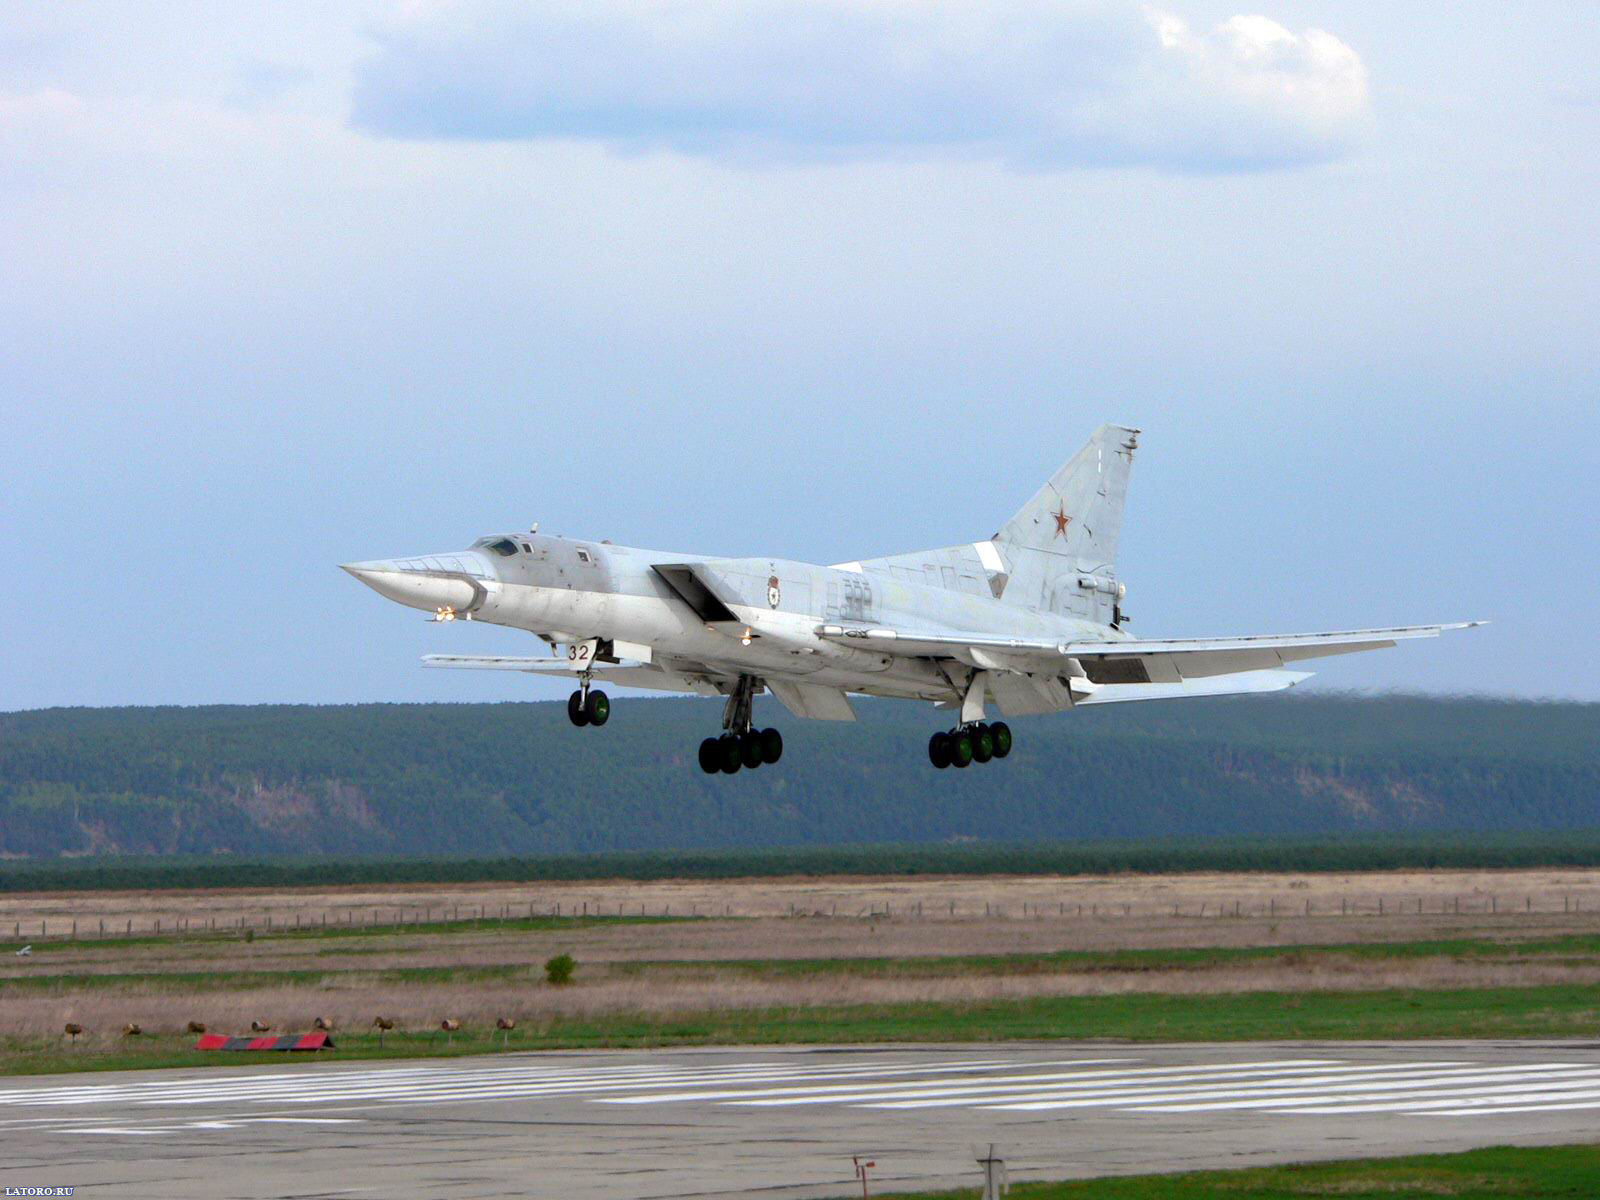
485,537,518,557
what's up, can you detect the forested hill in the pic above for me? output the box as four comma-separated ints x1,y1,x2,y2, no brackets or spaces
1,695,1596,859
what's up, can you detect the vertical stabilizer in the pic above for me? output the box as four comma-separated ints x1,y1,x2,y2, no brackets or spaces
995,425,1138,622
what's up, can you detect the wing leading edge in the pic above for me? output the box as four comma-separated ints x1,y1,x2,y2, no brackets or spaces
816,621,1483,701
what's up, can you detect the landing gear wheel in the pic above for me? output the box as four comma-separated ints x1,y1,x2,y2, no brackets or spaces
738,731,764,770
949,730,974,768
759,728,784,765
567,691,590,727
991,721,1013,758
928,731,952,769
697,737,721,774
718,735,742,775
971,724,995,764
584,690,610,727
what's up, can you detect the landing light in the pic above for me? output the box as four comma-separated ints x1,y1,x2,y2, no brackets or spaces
740,627,753,646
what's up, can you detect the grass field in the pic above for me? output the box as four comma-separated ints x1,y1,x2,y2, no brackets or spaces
862,1144,1600,1199
11,870,1600,1076
11,982,1600,1077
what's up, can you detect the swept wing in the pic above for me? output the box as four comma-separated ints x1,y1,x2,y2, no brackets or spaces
816,622,1483,683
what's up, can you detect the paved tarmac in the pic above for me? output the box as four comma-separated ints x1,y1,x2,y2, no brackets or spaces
5,1041,1600,1199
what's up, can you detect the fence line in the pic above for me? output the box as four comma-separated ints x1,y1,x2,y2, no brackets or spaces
5,892,1597,944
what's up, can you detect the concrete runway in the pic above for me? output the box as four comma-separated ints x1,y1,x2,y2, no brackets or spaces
5,1041,1600,1199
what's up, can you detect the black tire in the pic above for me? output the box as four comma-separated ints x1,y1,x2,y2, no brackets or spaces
991,721,1013,758
759,728,783,765
949,731,974,768
928,731,951,769
697,737,721,774
584,690,610,727
972,725,995,763
567,691,590,727
739,731,764,770
718,735,742,775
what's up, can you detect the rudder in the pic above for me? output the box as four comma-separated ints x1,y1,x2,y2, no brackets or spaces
995,424,1138,622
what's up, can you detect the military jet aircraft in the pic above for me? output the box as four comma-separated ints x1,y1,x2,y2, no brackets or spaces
343,425,1478,774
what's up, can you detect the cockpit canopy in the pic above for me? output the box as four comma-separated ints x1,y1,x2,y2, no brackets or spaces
473,535,533,557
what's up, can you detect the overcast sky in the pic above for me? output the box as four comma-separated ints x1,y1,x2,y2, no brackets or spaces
2,1,1597,710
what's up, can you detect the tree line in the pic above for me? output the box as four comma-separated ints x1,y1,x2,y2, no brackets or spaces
1,693,1596,871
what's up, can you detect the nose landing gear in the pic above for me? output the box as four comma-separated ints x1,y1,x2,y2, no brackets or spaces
697,675,783,775
929,721,1012,769
566,683,610,728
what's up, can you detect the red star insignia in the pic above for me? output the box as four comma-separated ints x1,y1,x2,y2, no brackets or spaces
1051,505,1071,537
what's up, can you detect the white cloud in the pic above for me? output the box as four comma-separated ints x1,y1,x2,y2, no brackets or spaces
350,1,1371,172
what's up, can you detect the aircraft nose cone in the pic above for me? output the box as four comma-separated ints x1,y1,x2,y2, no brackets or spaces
340,559,411,596
340,556,487,614
341,559,397,582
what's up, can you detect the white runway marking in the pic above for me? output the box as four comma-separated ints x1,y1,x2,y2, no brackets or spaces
4,1054,1599,1121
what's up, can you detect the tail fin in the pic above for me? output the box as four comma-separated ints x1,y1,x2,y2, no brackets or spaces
995,424,1138,621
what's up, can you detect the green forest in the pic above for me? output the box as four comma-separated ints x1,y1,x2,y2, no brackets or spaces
1,694,1596,867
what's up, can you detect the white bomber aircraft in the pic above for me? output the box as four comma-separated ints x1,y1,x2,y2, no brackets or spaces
343,425,1479,775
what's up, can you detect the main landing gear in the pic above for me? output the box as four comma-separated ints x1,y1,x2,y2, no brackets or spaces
698,674,782,775
928,722,1012,769
567,685,610,727
697,728,783,775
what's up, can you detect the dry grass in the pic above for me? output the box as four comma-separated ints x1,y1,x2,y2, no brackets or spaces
12,870,1600,1047
13,954,1600,1043
8,866,1600,931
